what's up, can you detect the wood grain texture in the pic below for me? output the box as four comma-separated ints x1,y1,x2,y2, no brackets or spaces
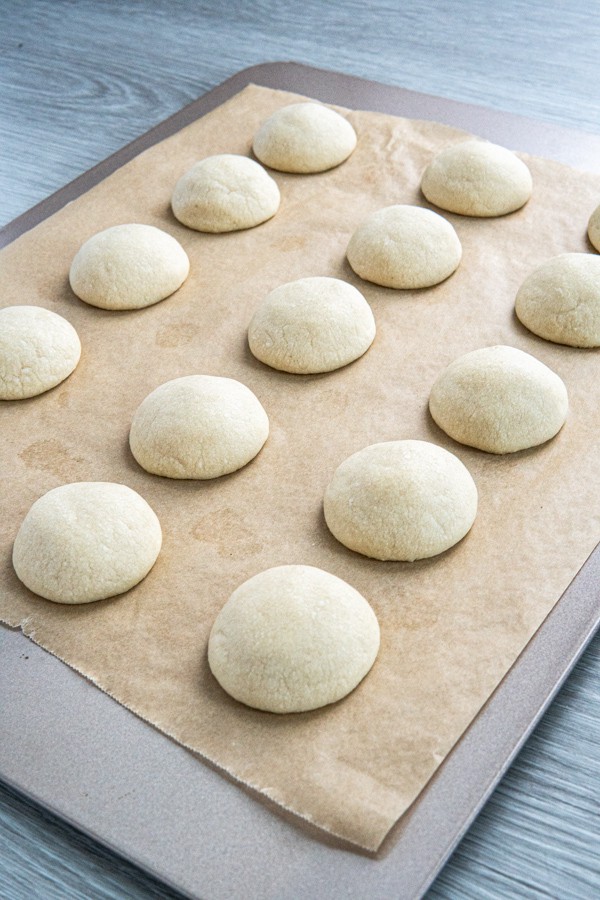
1,1,599,898
1,0,600,227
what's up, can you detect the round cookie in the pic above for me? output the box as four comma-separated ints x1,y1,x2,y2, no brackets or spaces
252,102,357,174
171,154,280,232
248,276,376,374
12,482,162,604
69,223,189,310
324,440,477,561
587,203,600,252
421,139,532,217
0,306,81,400
129,375,269,479
429,345,568,454
515,253,600,347
346,205,462,289
208,565,380,713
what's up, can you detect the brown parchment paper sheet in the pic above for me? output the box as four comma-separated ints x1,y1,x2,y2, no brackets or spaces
2,85,600,852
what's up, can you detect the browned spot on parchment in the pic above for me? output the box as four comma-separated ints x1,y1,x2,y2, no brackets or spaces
275,234,308,252
19,439,85,480
155,322,199,348
396,607,440,631
192,506,263,557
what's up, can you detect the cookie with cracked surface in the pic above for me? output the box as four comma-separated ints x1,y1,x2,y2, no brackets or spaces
429,345,568,453
208,565,380,713
421,139,532,217
253,102,357,174
171,154,280,232
129,374,269,479
0,305,81,400
248,276,375,373
69,223,189,310
346,205,462,289
324,440,477,561
515,253,600,347
13,482,162,604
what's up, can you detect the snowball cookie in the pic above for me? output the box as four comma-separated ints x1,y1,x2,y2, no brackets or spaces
248,276,376,374
171,154,280,233
12,482,162,604
421,139,532,217
346,205,462,289
515,253,600,347
324,440,477,561
129,375,269,479
252,102,357,174
69,223,189,311
587,203,600,252
429,346,568,454
208,565,380,713
0,306,81,400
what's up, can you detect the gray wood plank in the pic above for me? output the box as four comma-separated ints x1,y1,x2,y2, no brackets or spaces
1,0,599,227
1,2,599,898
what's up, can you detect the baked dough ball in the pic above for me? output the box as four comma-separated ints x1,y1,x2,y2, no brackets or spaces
421,139,532,217
587,203,600,252
248,276,376,374
69,224,189,310
129,375,269,479
208,565,380,713
515,253,600,347
171,154,280,232
346,205,462,289
0,306,81,400
429,345,568,454
324,440,477,561
12,482,162,604
252,102,357,174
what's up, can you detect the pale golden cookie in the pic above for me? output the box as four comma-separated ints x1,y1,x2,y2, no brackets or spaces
421,139,532,216
346,205,462,289
171,154,280,232
324,440,477,561
429,345,568,453
69,224,189,310
587,203,600,252
208,565,380,713
253,102,357,173
248,276,375,373
0,306,81,399
515,253,600,347
129,375,269,479
13,482,162,604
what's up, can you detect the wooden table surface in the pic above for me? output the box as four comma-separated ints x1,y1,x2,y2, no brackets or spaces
1,2,599,897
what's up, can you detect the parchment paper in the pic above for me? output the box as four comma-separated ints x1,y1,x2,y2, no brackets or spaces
2,85,600,852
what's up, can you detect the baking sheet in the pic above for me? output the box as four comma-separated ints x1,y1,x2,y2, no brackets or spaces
2,63,600,898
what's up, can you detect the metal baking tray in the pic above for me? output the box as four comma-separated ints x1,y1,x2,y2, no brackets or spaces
2,62,600,899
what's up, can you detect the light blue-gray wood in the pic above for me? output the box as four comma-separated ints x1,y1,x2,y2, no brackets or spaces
1,1,599,898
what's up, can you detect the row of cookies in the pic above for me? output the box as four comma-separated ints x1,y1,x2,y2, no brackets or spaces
2,104,373,717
